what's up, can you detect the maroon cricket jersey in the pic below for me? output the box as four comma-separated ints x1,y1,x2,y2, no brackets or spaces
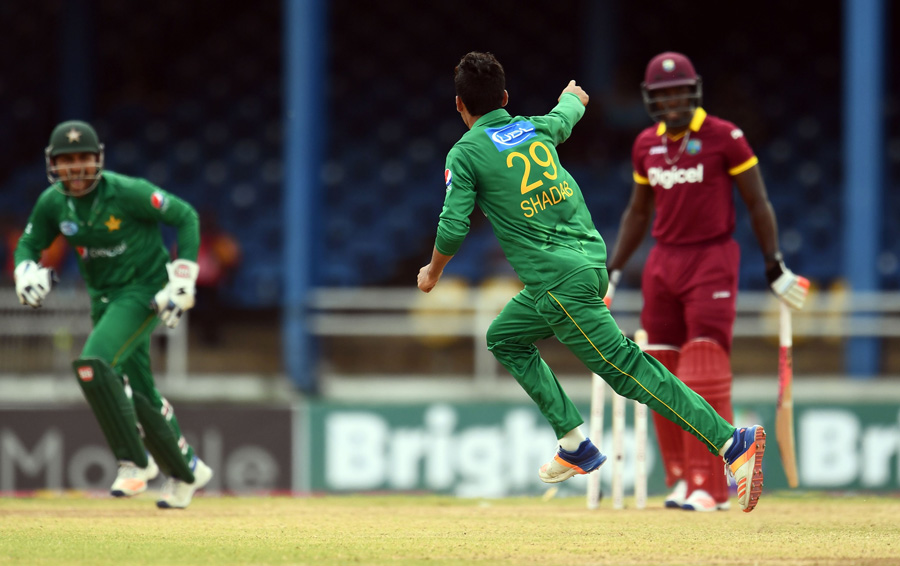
631,108,758,245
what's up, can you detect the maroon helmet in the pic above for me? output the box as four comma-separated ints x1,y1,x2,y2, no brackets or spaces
641,52,703,127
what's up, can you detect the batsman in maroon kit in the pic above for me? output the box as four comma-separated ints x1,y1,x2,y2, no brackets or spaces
604,52,809,511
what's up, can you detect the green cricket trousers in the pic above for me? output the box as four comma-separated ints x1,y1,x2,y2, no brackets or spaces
486,268,734,455
81,285,194,462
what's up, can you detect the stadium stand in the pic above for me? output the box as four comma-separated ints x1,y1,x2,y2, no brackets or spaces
2,0,896,310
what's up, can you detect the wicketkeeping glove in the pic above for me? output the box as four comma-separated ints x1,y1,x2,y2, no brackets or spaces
14,260,57,308
766,254,809,310
151,259,200,329
603,269,621,308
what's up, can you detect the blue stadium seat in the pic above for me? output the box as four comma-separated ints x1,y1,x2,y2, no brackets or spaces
0,0,861,304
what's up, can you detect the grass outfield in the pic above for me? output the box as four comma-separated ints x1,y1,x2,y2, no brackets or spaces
0,492,896,565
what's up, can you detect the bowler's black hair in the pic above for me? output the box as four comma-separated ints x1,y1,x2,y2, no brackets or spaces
454,52,505,117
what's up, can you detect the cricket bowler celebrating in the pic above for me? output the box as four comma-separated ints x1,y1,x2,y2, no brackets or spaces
417,51,768,512
604,52,809,511
13,120,213,509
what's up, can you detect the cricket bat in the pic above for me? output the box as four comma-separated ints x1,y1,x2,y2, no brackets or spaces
776,302,799,488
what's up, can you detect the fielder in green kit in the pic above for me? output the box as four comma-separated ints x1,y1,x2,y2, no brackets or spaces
14,120,212,509
417,52,768,512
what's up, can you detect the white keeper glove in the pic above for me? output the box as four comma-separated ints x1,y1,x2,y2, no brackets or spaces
151,259,200,329
603,269,621,308
765,253,809,310
14,260,57,308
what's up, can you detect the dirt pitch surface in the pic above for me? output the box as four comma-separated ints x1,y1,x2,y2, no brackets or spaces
1,492,896,565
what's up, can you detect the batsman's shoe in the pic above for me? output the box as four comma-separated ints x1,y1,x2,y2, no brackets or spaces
156,456,213,509
681,489,731,512
539,439,607,483
110,456,159,497
664,479,687,509
723,425,766,513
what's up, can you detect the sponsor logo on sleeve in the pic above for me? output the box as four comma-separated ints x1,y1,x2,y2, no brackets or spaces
151,191,168,210
59,221,79,236
77,366,94,382
731,128,744,139
485,121,536,152
444,169,452,193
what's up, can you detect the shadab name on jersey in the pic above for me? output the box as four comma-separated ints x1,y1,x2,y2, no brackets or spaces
520,180,575,218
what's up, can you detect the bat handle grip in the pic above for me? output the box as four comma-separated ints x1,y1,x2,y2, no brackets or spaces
779,301,792,348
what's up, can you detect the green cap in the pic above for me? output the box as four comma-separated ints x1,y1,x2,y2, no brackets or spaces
46,120,102,157
44,120,106,195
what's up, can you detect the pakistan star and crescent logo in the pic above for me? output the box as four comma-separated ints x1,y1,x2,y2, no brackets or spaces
66,128,82,143
104,215,121,231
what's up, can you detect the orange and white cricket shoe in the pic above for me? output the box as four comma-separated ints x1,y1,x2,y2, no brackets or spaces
722,425,766,513
538,439,607,483
111,456,159,497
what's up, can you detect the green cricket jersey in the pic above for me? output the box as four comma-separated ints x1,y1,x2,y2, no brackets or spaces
15,171,200,298
436,92,606,296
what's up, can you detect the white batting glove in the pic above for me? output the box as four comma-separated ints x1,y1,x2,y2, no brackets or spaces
766,255,809,311
151,259,199,329
604,269,621,308
14,260,57,308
